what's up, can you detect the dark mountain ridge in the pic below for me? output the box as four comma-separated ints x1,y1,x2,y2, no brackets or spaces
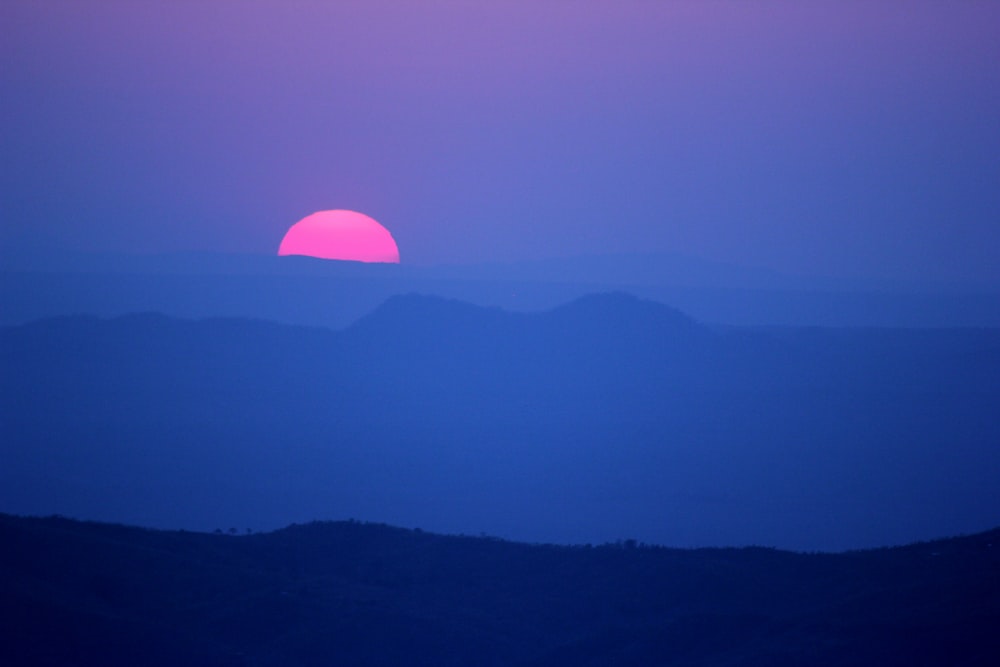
346,291,698,343
2,292,1000,551
2,512,998,666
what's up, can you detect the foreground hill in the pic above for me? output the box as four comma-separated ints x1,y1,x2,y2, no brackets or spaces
2,513,998,666
2,293,1000,550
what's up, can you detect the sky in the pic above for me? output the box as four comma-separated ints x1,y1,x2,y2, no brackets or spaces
2,1,999,286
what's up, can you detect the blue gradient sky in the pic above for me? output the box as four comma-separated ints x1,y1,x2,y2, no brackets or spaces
3,1,998,285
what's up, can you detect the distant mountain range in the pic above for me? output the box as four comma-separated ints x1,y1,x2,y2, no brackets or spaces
2,512,998,666
3,292,999,551
4,251,1000,329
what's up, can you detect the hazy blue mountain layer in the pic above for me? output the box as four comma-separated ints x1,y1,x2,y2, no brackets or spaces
2,293,999,550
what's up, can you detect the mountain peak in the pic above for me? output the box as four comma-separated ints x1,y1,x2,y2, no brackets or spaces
346,292,508,335
545,291,699,332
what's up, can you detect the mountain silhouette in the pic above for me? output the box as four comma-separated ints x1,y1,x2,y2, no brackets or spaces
7,263,1000,330
2,293,999,550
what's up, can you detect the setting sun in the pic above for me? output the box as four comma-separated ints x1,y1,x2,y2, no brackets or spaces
278,210,400,263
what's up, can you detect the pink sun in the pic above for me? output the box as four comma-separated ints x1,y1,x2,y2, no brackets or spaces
278,210,400,263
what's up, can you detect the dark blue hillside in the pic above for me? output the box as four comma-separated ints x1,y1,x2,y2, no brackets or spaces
2,513,998,667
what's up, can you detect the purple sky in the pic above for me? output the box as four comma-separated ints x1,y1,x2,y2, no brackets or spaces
3,1,999,285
